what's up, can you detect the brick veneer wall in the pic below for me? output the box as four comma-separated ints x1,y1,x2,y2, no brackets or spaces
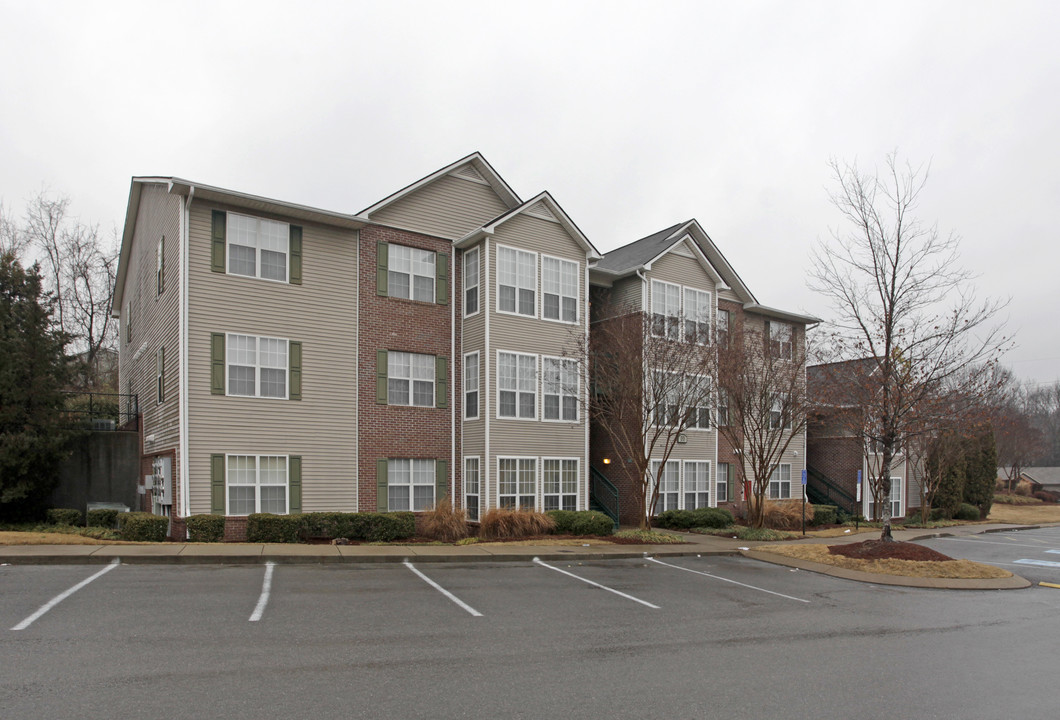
357,225,460,512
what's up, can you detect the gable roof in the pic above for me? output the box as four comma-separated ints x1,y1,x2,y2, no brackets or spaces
357,152,521,219
456,191,602,259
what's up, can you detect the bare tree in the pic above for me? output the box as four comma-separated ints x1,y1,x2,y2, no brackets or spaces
809,153,1008,539
21,191,118,390
714,321,810,529
1027,381,1060,466
586,299,715,530
993,373,1046,490
0,201,29,257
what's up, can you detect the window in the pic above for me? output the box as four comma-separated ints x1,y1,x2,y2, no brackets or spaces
228,213,288,282
388,244,435,302
684,288,711,344
770,321,793,360
684,461,710,509
156,347,165,404
498,246,536,316
543,458,578,511
543,357,578,421
770,393,792,430
716,462,729,503
388,458,436,511
499,457,536,509
769,464,791,499
227,334,288,399
868,477,902,519
685,376,711,430
651,460,679,514
228,455,288,515
464,352,479,420
464,457,480,522
156,236,165,295
651,280,681,339
716,309,730,347
464,247,479,316
498,351,536,419
652,371,682,427
717,389,729,426
542,256,578,322
388,351,435,407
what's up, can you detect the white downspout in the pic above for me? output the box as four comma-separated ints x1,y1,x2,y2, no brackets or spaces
484,237,491,514
179,186,193,520
450,249,456,503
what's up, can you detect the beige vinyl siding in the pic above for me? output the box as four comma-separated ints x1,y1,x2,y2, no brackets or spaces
118,184,183,478
485,213,589,510
609,275,644,312
717,288,742,304
647,249,717,294
186,203,359,514
370,175,510,241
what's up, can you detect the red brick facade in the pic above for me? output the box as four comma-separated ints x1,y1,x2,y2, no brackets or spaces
357,225,460,512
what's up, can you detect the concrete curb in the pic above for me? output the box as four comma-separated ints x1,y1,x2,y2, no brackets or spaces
740,548,1033,590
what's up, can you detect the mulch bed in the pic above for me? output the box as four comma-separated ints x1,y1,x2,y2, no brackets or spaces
828,540,953,562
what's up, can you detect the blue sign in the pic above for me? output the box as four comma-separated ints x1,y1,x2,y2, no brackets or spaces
801,469,807,485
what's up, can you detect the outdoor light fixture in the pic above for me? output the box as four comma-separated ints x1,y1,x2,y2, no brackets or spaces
602,458,611,464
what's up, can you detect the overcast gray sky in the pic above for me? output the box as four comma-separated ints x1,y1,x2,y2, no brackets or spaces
2,0,1057,384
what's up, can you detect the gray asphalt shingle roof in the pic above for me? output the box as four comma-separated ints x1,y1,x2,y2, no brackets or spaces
594,221,687,272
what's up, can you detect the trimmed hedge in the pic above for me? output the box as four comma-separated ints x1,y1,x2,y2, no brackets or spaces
186,514,225,542
955,503,981,521
546,510,615,536
118,512,169,542
811,505,837,526
246,512,417,544
86,508,120,528
655,507,734,530
46,508,83,526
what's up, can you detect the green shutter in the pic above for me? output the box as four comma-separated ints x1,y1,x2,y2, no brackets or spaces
436,356,448,409
727,475,735,504
436,252,448,305
289,225,302,285
289,456,302,513
764,320,771,351
376,240,388,296
211,333,226,395
211,210,226,273
157,347,164,404
289,341,302,400
376,459,389,511
376,349,388,404
436,459,448,503
211,454,226,514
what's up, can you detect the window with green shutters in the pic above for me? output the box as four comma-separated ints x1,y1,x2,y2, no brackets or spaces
377,458,447,511
211,209,302,285
376,240,448,305
210,333,301,400
375,350,447,408
210,453,301,515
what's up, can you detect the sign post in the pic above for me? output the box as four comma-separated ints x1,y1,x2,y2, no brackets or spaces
801,469,808,534
856,470,862,530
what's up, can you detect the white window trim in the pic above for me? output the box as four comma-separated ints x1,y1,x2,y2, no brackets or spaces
225,453,290,516
541,253,579,325
541,456,580,512
651,370,683,428
769,463,792,500
716,462,730,504
496,350,538,421
865,476,903,519
685,374,712,432
464,456,481,521
683,287,711,345
496,244,538,319
650,458,680,515
464,246,480,318
226,211,290,284
464,351,480,421
388,243,436,303
387,458,437,512
497,455,538,510
226,333,290,400
682,459,712,509
541,355,579,423
387,350,436,408
770,321,794,360
650,279,682,339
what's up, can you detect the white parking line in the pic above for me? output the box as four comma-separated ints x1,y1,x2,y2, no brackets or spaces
11,559,120,631
648,557,811,603
249,562,275,622
1014,559,1060,568
533,557,660,609
930,537,1053,550
403,560,482,617
1045,549,1060,555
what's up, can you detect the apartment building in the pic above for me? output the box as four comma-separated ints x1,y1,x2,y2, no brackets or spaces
115,153,813,536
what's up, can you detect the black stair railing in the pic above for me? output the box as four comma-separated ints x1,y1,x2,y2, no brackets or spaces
806,465,858,514
589,465,620,530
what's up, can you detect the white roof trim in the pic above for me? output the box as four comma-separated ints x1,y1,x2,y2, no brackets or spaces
455,191,602,259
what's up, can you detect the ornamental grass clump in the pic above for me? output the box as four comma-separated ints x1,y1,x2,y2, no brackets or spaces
763,500,813,531
479,508,555,540
421,501,469,543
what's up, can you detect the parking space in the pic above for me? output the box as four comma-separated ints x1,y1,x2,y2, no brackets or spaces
915,528,1060,585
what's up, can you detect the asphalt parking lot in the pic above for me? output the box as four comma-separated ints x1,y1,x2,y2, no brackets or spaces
915,526,1060,585
3,554,1057,719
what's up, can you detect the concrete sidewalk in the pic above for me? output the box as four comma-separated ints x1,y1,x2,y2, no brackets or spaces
0,522,1044,589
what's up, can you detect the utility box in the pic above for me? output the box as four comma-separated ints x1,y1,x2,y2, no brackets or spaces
152,456,173,506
